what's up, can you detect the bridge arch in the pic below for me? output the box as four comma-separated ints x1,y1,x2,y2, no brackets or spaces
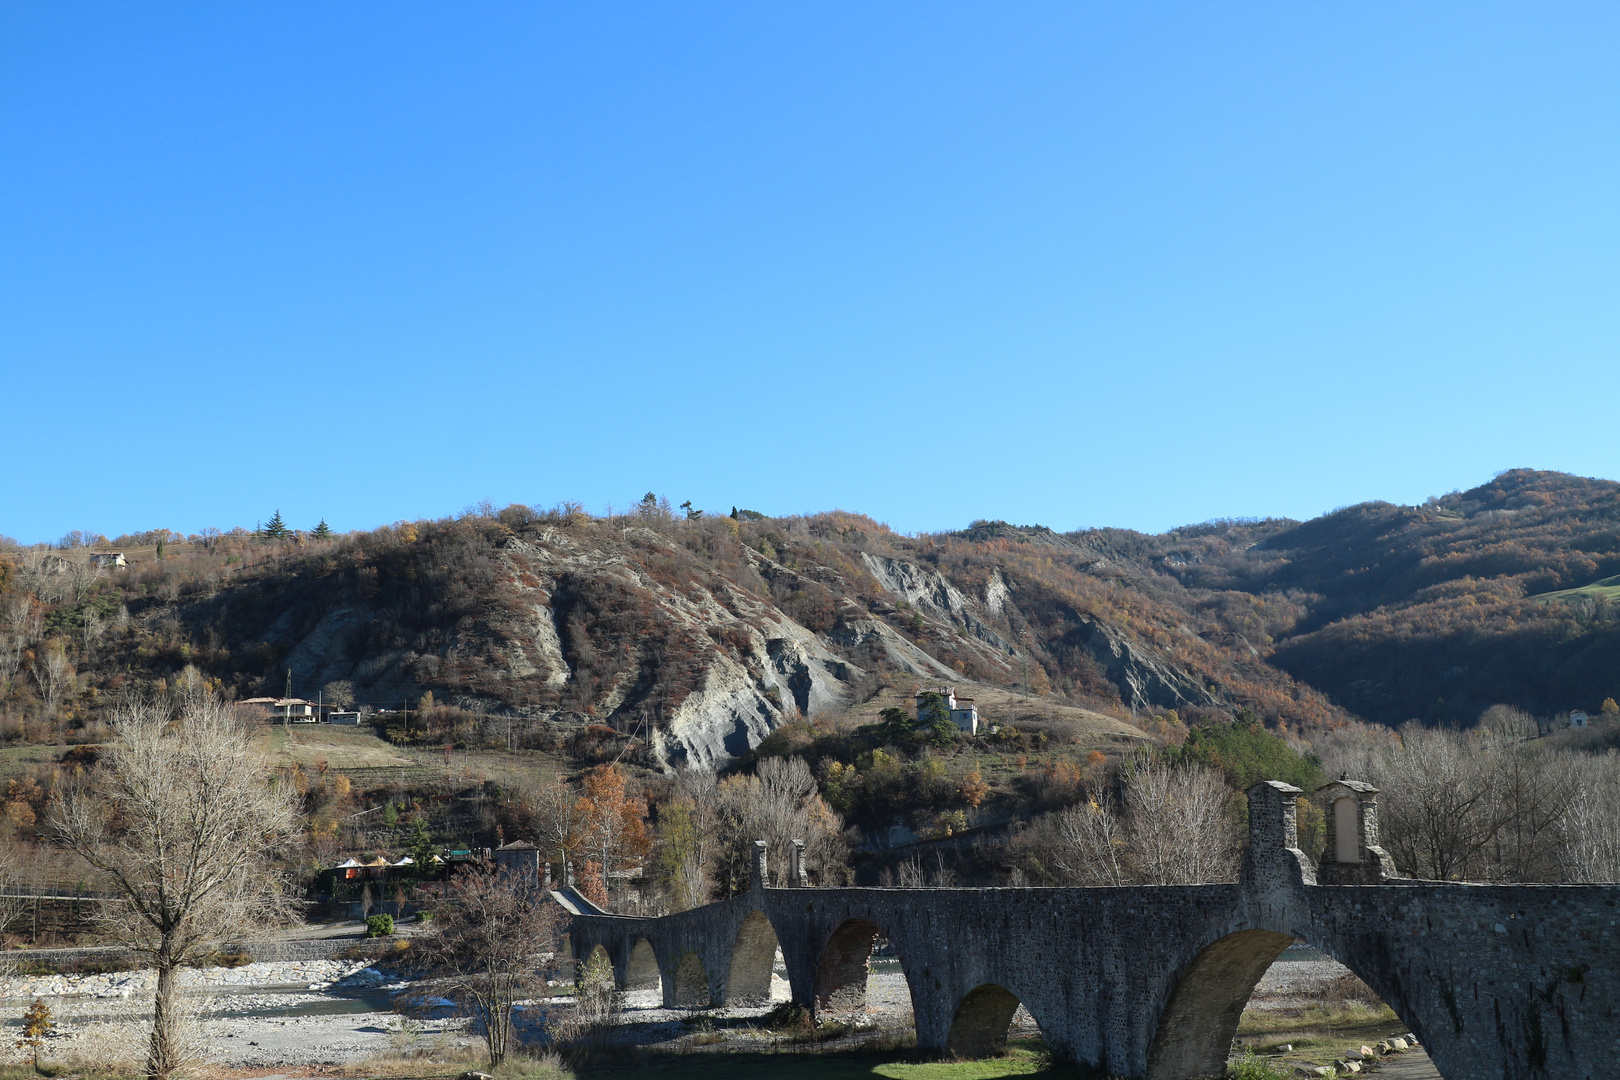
1145,928,1423,1080
814,917,886,1015
673,950,712,1008
946,983,1026,1059
626,937,661,992
725,909,780,1005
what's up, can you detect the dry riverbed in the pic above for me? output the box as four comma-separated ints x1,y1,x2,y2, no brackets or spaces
0,959,478,1069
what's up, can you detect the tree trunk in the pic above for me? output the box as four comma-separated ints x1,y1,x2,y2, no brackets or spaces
486,990,509,1065
149,950,178,1080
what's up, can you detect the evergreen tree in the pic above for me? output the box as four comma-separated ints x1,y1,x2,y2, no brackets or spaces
263,510,290,540
1163,708,1323,791
312,519,332,540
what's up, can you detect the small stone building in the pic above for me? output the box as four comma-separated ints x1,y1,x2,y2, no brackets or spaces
495,840,542,888
916,686,980,735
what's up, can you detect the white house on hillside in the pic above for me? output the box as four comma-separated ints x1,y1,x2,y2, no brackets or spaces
915,686,980,735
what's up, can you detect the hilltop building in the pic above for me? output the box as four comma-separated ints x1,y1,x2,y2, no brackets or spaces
916,686,980,735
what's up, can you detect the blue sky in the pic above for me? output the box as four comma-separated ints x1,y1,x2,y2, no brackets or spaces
5,4,1620,543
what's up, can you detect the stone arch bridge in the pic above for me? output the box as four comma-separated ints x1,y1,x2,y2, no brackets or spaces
564,781,1620,1079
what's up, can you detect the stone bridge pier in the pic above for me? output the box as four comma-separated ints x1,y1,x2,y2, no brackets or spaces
565,782,1620,1079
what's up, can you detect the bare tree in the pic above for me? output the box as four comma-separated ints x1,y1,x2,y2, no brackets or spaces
18,549,70,605
1485,739,1572,882
531,772,581,874
321,680,354,709
715,756,848,892
81,608,106,666
66,559,104,605
1561,751,1620,883
29,638,74,720
1333,715,1598,884
1124,760,1239,885
0,595,35,691
52,695,299,1080
415,859,561,1066
1052,795,1129,886
1370,724,1503,881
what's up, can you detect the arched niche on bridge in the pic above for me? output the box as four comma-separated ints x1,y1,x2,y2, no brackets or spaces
625,937,661,992
814,917,886,1015
673,951,712,1008
945,983,1031,1059
725,910,781,1005
1145,929,1428,1080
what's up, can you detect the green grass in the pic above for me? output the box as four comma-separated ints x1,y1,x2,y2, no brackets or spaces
0,1065,134,1080
1532,574,1620,604
0,743,70,784
1233,1003,1407,1074
576,1043,1091,1080
258,723,417,770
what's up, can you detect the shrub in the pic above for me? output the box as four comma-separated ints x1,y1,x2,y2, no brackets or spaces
760,1001,812,1034
365,914,395,937
1227,1050,1288,1080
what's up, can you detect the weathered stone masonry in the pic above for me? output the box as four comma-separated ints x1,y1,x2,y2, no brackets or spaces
567,781,1620,1079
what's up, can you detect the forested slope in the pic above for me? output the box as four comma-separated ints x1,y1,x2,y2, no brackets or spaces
1146,469,1620,725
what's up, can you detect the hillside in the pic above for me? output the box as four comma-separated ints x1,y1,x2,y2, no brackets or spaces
6,469,1620,771
1141,469,1620,725
1,506,1351,768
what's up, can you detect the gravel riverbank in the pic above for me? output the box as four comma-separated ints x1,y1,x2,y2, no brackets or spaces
0,959,477,1068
